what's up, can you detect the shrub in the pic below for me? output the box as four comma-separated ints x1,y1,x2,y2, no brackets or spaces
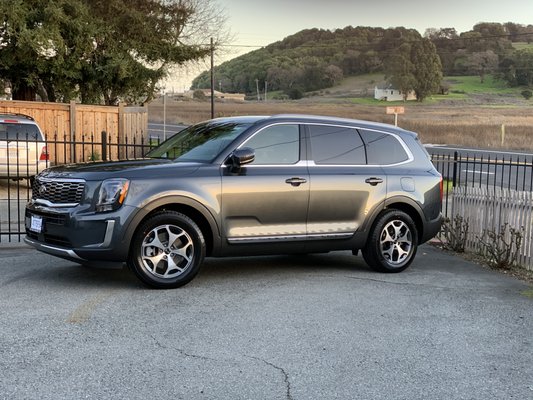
193,90,207,101
477,224,523,270
439,215,469,252
285,87,303,100
88,151,100,161
521,89,532,100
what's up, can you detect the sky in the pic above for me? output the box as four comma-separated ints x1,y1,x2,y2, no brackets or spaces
164,0,533,91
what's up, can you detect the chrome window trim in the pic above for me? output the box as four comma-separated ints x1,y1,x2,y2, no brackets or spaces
305,122,414,166
222,160,308,169
307,159,411,168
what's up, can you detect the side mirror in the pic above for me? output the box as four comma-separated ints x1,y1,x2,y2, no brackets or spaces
229,147,255,169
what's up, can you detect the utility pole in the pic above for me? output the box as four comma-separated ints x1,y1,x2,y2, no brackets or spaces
163,91,166,141
264,81,268,102
255,78,260,101
210,37,215,119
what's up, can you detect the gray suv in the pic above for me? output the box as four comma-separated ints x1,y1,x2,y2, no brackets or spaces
25,115,442,288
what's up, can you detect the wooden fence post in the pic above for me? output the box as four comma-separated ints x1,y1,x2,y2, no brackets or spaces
118,102,125,159
69,100,76,163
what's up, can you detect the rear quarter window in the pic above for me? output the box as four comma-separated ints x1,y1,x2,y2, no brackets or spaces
0,123,42,141
359,129,409,165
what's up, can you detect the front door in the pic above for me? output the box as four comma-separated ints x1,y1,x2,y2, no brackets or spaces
221,124,309,245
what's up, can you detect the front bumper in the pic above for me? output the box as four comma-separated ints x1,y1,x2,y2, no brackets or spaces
24,202,135,263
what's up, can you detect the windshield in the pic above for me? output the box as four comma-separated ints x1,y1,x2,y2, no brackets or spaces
146,121,252,163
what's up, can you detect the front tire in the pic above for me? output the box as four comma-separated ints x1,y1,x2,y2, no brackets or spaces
362,210,418,273
128,211,205,288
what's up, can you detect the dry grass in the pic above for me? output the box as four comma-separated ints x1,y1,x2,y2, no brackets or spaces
148,99,533,151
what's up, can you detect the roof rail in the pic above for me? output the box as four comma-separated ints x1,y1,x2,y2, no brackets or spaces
0,113,35,121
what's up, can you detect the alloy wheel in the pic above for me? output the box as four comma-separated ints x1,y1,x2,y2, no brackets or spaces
141,224,194,279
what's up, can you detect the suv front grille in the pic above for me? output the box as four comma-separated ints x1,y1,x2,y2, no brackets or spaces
32,178,85,205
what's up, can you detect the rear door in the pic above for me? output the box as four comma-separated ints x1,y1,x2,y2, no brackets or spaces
305,123,387,239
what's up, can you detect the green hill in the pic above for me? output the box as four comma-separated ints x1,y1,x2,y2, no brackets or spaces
192,22,532,99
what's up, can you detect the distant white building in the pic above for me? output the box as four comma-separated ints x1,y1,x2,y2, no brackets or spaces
374,84,416,101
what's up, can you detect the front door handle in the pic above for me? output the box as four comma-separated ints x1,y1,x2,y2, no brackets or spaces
365,177,384,186
285,177,307,187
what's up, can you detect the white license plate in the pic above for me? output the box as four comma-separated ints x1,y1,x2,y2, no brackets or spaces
30,215,43,233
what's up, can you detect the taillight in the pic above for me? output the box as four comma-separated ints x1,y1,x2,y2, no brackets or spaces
39,146,49,161
439,177,444,201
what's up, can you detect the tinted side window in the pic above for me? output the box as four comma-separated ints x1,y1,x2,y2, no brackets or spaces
308,125,365,165
360,130,409,165
245,124,300,165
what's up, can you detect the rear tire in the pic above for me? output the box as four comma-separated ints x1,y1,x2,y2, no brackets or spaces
362,209,418,273
128,211,205,288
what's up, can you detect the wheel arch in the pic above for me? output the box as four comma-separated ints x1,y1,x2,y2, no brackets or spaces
382,197,425,244
122,196,221,257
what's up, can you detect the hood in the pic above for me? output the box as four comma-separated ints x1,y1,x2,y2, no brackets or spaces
37,159,202,181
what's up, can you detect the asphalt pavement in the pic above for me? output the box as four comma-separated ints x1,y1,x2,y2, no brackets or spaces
0,243,532,399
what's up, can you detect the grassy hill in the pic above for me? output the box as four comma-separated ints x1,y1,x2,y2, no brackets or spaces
512,42,533,50
299,73,531,106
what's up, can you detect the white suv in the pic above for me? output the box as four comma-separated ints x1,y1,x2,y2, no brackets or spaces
0,114,48,179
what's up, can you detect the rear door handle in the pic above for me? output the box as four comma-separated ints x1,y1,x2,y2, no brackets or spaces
285,177,307,187
365,177,383,186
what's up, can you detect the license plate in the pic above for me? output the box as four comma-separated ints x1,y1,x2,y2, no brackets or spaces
30,215,43,233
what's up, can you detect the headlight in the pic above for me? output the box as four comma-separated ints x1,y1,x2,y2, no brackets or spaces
96,179,130,212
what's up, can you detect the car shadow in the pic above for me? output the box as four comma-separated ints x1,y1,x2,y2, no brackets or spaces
9,251,372,290
195,252,372,285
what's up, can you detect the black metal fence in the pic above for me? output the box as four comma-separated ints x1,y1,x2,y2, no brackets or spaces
0,132,159,243
431,151,533,219
43,131,160,165
1,138,533,243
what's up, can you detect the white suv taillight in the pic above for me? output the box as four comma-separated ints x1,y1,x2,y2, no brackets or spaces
39,146,49,161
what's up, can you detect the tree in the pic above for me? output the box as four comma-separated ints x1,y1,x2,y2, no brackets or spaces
386,38,442,102
386,42,416,100
0,0,87,101
464,50,499,83
410,39,443,101
323,65,343,87
0,0,226,104
497,49,533,87
425,27,461,75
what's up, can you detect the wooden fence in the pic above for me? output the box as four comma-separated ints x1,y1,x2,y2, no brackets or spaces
0,100,147,162
452,186,533,271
